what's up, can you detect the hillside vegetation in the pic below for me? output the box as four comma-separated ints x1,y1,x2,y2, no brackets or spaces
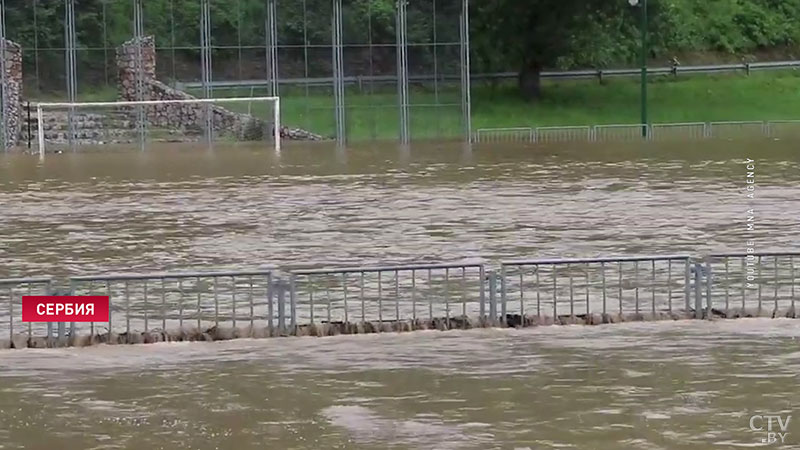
3,0,800,98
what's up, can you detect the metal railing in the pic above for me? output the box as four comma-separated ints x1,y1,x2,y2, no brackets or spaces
649,122,707,140
2,251,799,347
0,277,52,346
767,120,800,139
536,126,593,143
706,252,798,316
594,124,649,142
173,60,800,91
289,263,486,332
499,255,693,323
708,121,766,139
69,269,274,338
473,120,800,144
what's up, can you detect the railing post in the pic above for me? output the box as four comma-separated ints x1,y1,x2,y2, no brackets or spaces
705,261,712,313
267,274,274,335
694,263,703,319
277,280,286,333
500,266,507,326
684,259,691,312
488,271,497,325
289,275,297,333
479,266,485,320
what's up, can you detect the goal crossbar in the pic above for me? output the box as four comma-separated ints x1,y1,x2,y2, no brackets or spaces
35,96,281,156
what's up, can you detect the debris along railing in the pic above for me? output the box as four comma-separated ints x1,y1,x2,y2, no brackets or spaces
706,252,799,318
499,255,694,325
0,277,53,348
473,120,800,144
2,252,800,349
68,269,274,345
289,263,486,336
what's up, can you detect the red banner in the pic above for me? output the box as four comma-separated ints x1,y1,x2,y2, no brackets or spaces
22,296,110,322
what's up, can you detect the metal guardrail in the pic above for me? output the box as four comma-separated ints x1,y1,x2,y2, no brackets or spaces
1,251,798,347
289,263,486,330
767,120,800,139
0,277,52,346
706,253,798,315
69,269,274,338
500,255,693,323
174,60,800,91
594,124,649,142
474,120,800,144
649,122,707,140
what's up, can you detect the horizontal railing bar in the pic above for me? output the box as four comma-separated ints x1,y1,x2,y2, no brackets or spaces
0,277,52,285
35,97,279,109
709,120,764,125
292,262,484,276
503,255,691,266
476,127,532,132
594,124,647,129
536,125,591,130
651,122,706,127
70,269,274,282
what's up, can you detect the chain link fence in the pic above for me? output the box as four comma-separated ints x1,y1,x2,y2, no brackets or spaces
0,0,471,150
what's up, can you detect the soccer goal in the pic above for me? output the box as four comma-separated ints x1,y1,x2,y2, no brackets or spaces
34,96,280,156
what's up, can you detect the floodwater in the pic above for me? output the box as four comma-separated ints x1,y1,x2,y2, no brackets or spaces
0,320,798,449
1,140,798,278
1,140,799,449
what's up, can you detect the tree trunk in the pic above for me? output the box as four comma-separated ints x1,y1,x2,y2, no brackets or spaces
518,60,542,101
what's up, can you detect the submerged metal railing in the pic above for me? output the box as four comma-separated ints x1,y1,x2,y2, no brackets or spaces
0,277,52,344
706,252,798,315
500,255,693,323
290,263,486,329
69,269,274,336
2,251,799,347
473,120,800,144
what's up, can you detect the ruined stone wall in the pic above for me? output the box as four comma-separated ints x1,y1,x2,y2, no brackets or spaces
116,36,264,140
1,39,22,148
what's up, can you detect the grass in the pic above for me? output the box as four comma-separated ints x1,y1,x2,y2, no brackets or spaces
471,70,800,128
39,70,800,141
227,71,800,140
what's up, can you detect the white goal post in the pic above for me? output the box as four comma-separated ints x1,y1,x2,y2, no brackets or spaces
35,96,281,157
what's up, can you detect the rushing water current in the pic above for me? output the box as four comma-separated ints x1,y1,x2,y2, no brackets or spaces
1,140,799,278
1,140,799,448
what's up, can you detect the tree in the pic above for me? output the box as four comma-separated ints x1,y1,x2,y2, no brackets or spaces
472,0,636,101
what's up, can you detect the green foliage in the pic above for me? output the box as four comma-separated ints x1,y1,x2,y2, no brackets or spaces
649,0,800,55
2,0,800,95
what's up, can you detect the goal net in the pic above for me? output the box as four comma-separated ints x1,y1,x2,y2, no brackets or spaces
34,96,280,155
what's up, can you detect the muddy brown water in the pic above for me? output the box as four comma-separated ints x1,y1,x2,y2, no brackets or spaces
1,139,799,449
